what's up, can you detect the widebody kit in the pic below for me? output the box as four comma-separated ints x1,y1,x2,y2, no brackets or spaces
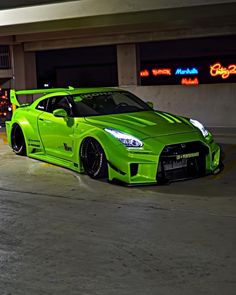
6,87,222,185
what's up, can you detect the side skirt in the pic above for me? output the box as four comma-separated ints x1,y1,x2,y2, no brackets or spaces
28,152,80,173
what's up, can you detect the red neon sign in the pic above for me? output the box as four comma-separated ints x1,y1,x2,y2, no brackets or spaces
181,77,199,85
210,62,236,79
152,68,171,76
140,68,172,77
140,69,149,77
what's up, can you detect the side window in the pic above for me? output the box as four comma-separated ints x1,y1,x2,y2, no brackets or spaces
47,97,58,113
36,99,48,111
47,96,73,116
113,92,140,107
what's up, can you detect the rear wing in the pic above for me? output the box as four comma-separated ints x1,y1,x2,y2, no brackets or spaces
10,87,75,107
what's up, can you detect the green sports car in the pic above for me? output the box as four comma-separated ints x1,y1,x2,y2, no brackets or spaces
6,87,222,185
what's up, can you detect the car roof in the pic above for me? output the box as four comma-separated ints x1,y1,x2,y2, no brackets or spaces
10,87,124,107
36,87,124,101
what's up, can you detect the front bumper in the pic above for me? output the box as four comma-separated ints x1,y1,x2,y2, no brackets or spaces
106,133,222,185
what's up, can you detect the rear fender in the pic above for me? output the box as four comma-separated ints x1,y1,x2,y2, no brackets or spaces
9,114,43,155
5,120,12,145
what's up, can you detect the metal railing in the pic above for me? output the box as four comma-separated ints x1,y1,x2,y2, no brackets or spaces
0,46,11,69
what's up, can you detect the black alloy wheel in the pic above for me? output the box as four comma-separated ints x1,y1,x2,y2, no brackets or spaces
80,137,108,179
11,124,26,156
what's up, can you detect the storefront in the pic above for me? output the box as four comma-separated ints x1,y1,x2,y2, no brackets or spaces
139,36,236,87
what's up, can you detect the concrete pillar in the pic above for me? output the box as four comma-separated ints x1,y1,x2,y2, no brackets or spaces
11,45,37,103
11,45,37,90
117,44,138,86
25,51,37,89
11,44,26,90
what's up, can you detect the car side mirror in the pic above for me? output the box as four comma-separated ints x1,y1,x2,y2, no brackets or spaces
147,101,154,109
53,108,68,118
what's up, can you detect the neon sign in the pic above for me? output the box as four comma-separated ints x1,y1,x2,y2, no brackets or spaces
140,68,172,77
175,68,198,75
140,69,149,77
181,77,199,85
210,62,236,79
152,68,171,76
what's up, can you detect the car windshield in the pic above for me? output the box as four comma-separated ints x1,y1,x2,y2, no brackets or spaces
72,91,152,117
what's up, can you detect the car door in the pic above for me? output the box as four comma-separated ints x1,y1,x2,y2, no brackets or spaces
38,95,75,161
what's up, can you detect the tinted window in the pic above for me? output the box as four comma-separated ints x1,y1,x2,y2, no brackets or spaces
36,99,47,111
47,96,73,116
73,91,151,117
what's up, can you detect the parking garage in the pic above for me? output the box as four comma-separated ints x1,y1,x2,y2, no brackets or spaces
0,1,236,294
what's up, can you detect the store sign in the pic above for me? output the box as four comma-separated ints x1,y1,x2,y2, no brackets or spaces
210,62,236,79
181,77,199,85
175,68,198,75
152,68,171,76
140,69,149,77
140,68,172,77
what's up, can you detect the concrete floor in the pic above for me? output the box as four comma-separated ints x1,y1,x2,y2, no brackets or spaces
0,129,235,295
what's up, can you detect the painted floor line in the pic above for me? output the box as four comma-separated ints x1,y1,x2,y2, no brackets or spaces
0,133,7,144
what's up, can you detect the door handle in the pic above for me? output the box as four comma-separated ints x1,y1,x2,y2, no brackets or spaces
39,118,52,123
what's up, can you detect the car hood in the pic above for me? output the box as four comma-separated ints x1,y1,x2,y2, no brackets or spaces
84,111,197,139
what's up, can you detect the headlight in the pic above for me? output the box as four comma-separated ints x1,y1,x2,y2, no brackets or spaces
190,119,209,137
105,128,143,147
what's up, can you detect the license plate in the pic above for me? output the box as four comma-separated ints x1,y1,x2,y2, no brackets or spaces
164,159,187,170
176,152,199,160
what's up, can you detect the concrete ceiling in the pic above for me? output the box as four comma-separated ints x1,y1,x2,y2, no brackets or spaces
0,0,236,51
0,0,72,10
1,0,236,36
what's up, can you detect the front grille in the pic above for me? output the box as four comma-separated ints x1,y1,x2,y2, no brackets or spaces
157,141,209,183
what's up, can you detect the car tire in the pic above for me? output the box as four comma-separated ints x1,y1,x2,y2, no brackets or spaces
80,137,108,179
11,124,26,156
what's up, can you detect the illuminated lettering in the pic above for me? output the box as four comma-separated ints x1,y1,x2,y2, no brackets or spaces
176,152,199,160
140,69,150,77
210,62,236,79
181,77,199,85
152,68,171,76
175,68,198,75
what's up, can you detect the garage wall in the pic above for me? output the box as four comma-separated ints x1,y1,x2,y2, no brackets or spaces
122,84,236,128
